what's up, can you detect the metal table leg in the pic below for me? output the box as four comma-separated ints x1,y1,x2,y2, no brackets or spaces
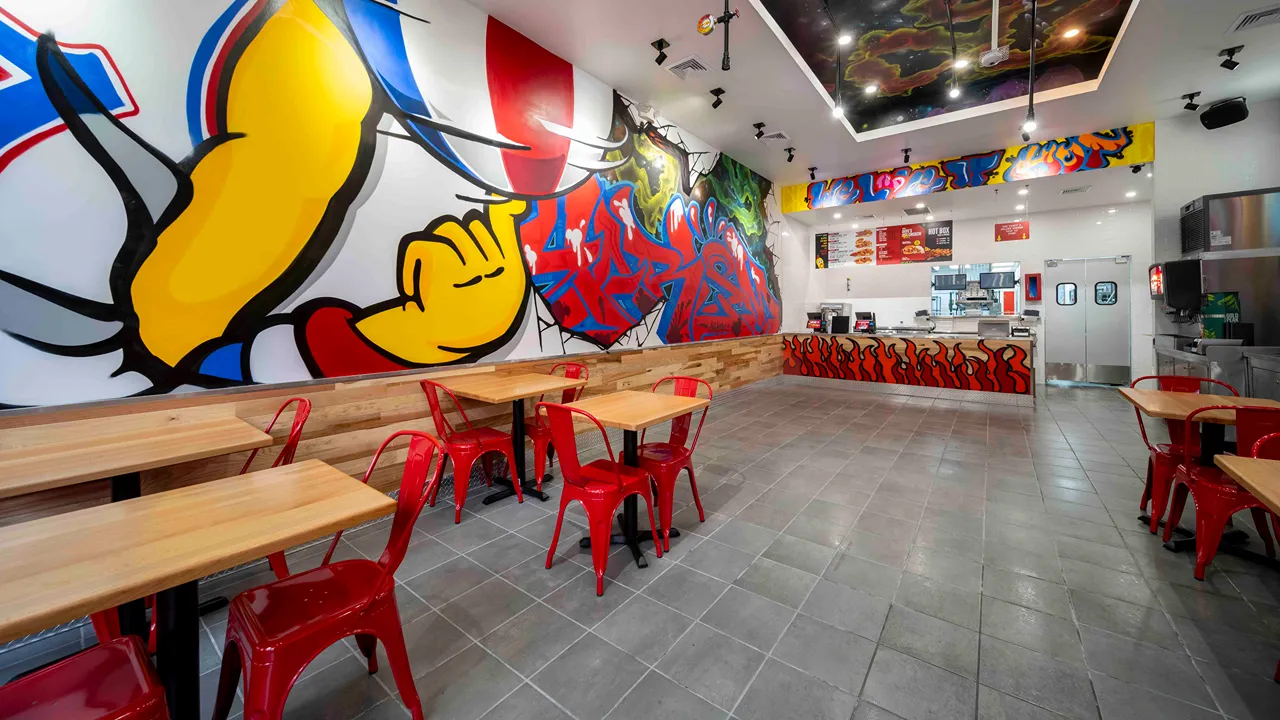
484,398,551,505
155,580,200,719
109,472,150,640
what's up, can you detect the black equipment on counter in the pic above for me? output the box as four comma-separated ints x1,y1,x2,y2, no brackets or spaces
1225,322,1255,346
806,312,823,331
831,316,851,334
1163,259,1202,311
853,312,876,333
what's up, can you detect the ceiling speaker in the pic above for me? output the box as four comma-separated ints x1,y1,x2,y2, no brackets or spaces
1200,98,1249,130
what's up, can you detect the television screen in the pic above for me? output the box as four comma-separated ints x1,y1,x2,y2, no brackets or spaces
934,274,968,291
979,271,1017,289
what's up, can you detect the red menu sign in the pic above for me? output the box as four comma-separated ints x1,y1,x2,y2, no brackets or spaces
995,220,1030,242
876,220,953,265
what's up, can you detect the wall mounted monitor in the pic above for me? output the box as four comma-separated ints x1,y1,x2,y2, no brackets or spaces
933,273,968,291
979,271,1017,289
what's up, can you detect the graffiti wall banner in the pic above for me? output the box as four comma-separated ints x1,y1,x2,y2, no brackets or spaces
815,229,873,269
780,122,1155,214
0,0,781,409
995,220,1031,242
876,221,953,265
782,334,1033,395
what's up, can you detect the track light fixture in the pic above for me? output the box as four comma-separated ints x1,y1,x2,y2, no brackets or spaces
1182,92,1201,111
753,122,766,140
785,147,795,163
1131,163,1145,175
809,166,818,181
1022,0,1039,144
944,0,962,101
651,38,669,66
1219,46,1242,71
902,148,912,165
837,33,852,46
709,87,725,109
832,105,844,118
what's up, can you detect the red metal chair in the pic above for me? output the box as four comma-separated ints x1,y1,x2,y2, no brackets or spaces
1164,408,1280,580
538,402,661,596
0,636,168,719
523,362,589,490
1131,376,1238,534
212,431,446,720
89,398,313,648
420,380,521,523
638,376,711,551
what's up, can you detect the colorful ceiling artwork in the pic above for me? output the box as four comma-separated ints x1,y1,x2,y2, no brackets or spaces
780,122,1153,213
757,0,1136,133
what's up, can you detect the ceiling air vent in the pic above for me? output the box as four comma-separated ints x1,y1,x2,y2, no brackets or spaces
759,130,791,147
1228,4,1280,33
1060,185,1092,196
853,214,877,221
903,205,931,216
666,54,711,81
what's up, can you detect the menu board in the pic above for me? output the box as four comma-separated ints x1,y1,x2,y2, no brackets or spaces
815,230,876,268
876,220,953,265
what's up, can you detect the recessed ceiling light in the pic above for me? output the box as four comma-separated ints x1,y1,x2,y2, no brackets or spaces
834,213,842,219
915,202,925,209
925,214,934,220
838,34,853,46
955,58,970,69
864,84,878,95
1063,28,1081,38
851,223,860,229
1125,191,1137,198
1096,220,1103,225
1146,171,1153,178
1017,188,1029,196
1108,208,1117,214
1015,204,1026,211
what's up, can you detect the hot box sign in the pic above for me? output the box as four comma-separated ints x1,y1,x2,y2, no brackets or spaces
876,221,954,265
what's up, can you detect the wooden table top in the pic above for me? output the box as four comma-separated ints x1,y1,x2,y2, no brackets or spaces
569,391,710,432
1214,456,1280,516
0,417,273,500
1118,388,1280,425
0,459,394,644
439,373,587,404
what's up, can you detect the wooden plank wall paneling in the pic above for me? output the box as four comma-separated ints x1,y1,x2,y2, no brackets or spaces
0,336,782,526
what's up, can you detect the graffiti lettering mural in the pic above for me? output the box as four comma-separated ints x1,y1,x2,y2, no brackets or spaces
0,0,780,408
781,124,1154,214
782,334,1032,395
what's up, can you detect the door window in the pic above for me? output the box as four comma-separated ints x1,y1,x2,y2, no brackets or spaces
1056,283,1077,305
1095,282,1118,305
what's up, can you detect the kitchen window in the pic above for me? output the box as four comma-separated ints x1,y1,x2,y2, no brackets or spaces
1095,281,1118,305
1056,283,1077,306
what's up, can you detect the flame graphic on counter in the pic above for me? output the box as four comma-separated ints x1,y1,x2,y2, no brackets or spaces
782,335,1032,395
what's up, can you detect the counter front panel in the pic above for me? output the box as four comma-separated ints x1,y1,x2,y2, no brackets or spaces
782,334,1034,395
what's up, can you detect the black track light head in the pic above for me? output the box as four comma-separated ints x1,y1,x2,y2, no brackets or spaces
1131,163,1144,175
709,87,725,109
785,147,795,163
1219,46,1242,71
1182,92,1202,111
651,38,670,66
902,147,912,165
808,166,817,181
753,122,766,140
1022,130,1031,143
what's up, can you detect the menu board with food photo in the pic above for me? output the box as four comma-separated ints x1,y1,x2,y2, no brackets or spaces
816,230,877,268
876,220,953,265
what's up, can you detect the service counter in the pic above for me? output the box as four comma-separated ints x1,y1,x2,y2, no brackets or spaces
781,332,1035,396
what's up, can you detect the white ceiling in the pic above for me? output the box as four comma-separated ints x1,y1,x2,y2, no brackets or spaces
792,165,1154,232
469,0,1280,188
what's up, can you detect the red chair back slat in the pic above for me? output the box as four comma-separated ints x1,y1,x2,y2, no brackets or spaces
239,397,312,475
536,402,619,489
647,376,712,450
549,362,589,405
1129,376,1238,452
1236,408,1280,460
420,380,474,440
1252,432,1280,460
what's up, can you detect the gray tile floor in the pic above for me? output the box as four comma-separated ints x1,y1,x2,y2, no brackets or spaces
5,379,1280,719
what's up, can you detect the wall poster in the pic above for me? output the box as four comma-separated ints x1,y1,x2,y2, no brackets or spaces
995,221,1030,242
815,229,874,268
876,220,953,265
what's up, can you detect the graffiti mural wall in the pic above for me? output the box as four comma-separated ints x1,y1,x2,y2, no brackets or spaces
0,0,781,408
781,123,1154,213
782,334,1033,395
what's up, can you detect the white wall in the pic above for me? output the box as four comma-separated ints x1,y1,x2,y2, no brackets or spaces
799,203,1156,381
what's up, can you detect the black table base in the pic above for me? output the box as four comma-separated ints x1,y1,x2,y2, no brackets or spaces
577,430,676,569
155,581,200,719
483,398,552,505
109,472,151,642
